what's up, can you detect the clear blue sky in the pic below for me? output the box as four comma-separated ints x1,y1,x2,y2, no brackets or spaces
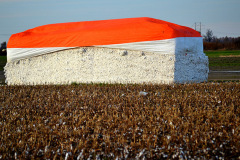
0,0,240,43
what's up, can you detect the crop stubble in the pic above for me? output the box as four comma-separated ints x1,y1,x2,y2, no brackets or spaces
0,83,239,159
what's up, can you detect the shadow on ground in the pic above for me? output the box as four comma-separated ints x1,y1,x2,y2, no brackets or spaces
0,71,5,84
208,70,240,81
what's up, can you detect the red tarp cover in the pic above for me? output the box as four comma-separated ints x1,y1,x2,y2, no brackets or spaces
8,17,201,48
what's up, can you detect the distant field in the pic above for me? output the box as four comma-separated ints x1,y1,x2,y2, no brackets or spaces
0,56,6,83
205,50,240,71
0,56,7,71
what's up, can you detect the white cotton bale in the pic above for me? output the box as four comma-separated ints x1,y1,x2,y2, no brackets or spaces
4,47,208,85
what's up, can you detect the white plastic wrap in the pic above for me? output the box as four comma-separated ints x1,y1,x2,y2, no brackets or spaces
7,37,203,62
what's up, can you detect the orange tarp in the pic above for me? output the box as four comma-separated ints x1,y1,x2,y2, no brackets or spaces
8,17,201,48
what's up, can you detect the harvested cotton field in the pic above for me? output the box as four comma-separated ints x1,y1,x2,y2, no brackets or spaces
4,47,208,85
0,83,239,159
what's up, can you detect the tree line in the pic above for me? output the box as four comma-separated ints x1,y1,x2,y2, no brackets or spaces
0,41,6,56
203,29,240,50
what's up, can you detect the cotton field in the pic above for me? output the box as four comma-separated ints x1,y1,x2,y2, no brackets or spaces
0,83,239,159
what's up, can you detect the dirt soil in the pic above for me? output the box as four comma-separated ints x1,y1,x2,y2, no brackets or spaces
219,55,240,57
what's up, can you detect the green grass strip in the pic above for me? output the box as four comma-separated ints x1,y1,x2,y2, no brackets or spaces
205,50,240,57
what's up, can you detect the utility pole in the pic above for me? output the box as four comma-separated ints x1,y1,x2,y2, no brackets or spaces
200,22,201,34
194,22,202,35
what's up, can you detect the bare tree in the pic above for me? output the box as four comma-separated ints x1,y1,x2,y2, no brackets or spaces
203,29,214,42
